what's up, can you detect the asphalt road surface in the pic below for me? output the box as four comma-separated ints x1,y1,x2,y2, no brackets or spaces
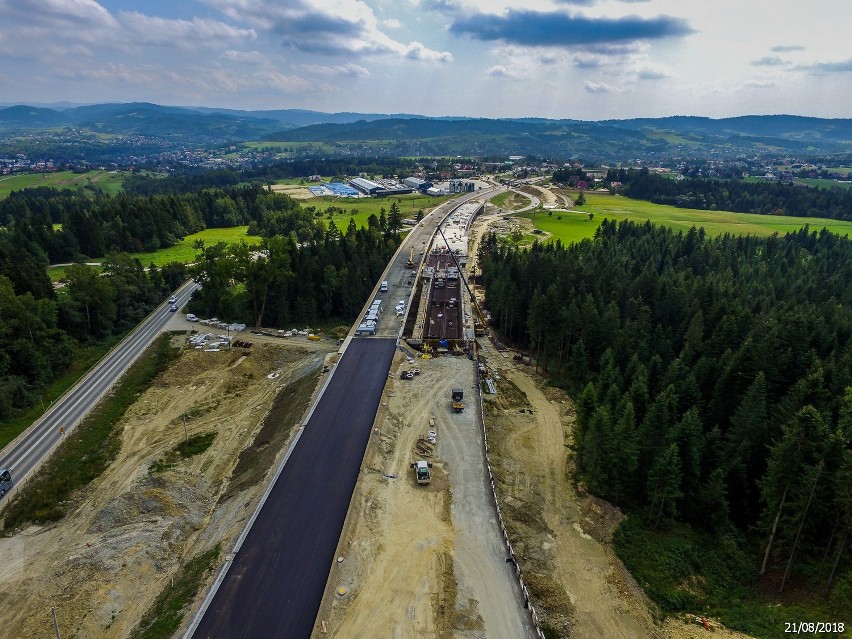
191,337,398,639
0,280,199,497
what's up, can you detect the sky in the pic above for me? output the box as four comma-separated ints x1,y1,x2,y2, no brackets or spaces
0,0,850,120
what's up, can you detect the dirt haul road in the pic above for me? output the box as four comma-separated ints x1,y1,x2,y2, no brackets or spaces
316,351,533,638
478,343,756,639
0,339,335,639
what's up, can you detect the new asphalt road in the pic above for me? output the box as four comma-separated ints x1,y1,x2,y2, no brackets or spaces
191,337,398,639
0,280,199,496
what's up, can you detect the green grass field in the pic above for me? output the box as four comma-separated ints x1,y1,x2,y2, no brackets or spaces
47,226,260,280
242,141,336,154
0,170,127,199
793,178,852,190
311,193,453,233
526,194,852,244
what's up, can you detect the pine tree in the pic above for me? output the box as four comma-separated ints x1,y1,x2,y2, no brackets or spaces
646,443,683,527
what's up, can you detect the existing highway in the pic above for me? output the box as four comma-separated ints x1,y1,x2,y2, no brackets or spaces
0,279,199,495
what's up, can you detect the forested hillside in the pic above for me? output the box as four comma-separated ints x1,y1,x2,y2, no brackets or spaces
0,251,188,420
0,183,305,264
478,221,851,631
0,182,396,423
188,215,400,328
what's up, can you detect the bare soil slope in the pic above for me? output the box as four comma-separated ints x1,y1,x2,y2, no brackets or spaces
480,342,756,639
0,340,333,639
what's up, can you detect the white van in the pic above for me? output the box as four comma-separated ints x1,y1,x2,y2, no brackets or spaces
380,280,388,292
186,313,198,322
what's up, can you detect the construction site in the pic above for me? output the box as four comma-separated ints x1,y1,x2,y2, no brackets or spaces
404,201,486,353
0,185,758,639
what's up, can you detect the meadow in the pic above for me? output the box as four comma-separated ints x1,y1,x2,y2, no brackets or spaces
526,193,852,244
310,192,453,233
48,226,260,281
0,170,126,198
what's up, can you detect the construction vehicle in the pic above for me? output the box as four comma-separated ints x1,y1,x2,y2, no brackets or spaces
411,460,432,484
451,388,464,413
0,468,13,497
405,246,414,269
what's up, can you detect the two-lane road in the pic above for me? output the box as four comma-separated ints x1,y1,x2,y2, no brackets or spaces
0,280,199,495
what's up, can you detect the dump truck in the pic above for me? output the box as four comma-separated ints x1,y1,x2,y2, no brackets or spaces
411,460,432,484
451,388,464,413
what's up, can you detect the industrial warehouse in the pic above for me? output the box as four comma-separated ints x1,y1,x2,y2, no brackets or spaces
307,175,477,198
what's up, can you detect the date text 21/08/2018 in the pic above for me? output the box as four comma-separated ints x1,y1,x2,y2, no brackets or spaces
784,622,845,634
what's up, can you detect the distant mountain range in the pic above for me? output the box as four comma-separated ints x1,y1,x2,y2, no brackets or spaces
1,102,851,159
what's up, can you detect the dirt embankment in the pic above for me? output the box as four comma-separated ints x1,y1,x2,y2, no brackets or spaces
517,183,557,207
0,340,333,639
479,344,757,639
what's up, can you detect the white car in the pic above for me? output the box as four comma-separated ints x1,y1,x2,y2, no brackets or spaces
168,296,177,303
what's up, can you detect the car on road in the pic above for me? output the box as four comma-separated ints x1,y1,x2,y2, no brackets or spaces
169,305,178,312
0,468,12,497
168,296,177,303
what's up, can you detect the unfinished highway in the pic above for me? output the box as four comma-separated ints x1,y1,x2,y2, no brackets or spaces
185,185,507,638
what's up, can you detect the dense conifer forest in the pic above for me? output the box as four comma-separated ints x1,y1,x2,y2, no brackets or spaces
187,216,400,328
478,220,852,626
0,181,397,421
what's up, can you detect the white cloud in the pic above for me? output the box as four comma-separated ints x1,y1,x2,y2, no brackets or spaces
405,41,453,62
205,0,452,62
487,64,516,78
631,63,671,80
382,18,402,28
119,12,256,48
252,70,319,92
303,63,371,77
223,50,268,64
0,0,118,29
584,80,621,93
